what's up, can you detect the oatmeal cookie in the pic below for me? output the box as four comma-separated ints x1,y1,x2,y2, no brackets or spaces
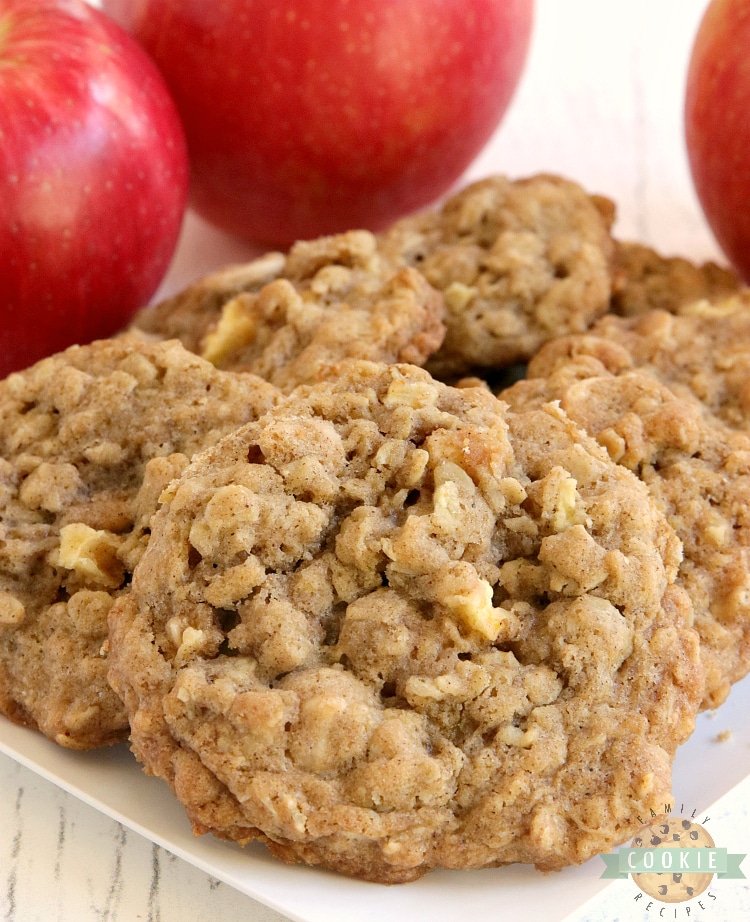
555,295,750,432
503,346,750,709
132,231,445,390
377,174,617,376
132,251,287,354
109,361,701,883
0,338,278,749
611,241,740,317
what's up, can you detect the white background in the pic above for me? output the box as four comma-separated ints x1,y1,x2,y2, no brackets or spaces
2,2,748,922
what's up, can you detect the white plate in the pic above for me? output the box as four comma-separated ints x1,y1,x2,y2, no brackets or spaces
0,675,748,922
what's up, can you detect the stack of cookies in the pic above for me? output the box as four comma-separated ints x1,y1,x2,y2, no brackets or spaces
1,173,746,884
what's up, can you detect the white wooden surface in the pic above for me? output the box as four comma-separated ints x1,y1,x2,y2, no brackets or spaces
3,2,749,921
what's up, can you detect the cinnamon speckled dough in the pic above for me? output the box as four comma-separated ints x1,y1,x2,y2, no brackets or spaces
132,251,287,354
0,339,278,749
132,230,445,391
377,174,617,376
567,296,750,432
611,241,740,318
502,344,750,709
109,361,701,883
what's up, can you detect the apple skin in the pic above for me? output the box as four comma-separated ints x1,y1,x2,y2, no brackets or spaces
0,0,189,377
102,0,533,247
685,0,750,282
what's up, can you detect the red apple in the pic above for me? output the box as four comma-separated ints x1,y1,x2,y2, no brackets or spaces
0,0,189,377
685,0,750,282
102,0,533,247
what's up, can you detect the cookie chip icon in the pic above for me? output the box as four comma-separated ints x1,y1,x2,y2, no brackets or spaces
631,818,715,903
